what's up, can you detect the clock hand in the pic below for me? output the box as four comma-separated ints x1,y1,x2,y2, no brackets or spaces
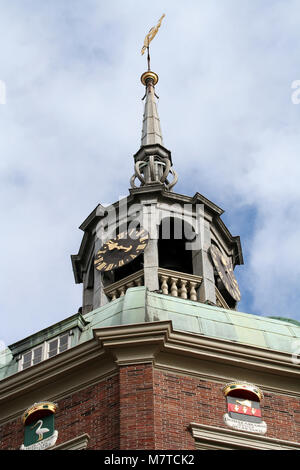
117,245,132,252
107,241,123,251
107,241,132,252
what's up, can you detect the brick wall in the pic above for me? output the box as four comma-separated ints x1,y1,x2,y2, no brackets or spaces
153,370,222,449
55,374,120,449
0,374,120,450
153,369,300,449
119,364,155,449
0,366,299,450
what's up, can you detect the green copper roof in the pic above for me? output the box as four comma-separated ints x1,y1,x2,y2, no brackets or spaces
0,313,88,380
1,287,299,381
80,287,300,353
268,316,300,327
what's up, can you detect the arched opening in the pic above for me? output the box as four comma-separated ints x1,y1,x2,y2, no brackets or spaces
158,217,195,274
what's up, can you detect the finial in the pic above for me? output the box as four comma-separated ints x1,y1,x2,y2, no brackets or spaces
141,71,159,87
141,14,165,72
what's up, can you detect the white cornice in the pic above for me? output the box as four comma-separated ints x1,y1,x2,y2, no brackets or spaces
0,321,299,425
53,433,90,450
190,422,300,450
0,340,102,402
93,321,300,379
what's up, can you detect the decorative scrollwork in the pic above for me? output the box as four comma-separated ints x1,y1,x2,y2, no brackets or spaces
130,155,178,191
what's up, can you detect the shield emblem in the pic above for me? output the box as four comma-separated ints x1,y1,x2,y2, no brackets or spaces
223,382,267,435
20,402,58,450
24,414,55,447
226,396,262,423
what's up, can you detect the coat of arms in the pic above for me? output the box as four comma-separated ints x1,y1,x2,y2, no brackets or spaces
223,382,267,435
20,402,58,450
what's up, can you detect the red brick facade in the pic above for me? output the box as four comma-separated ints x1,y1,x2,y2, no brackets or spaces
153,369,300,448
1,365,299,450
0,375,120,451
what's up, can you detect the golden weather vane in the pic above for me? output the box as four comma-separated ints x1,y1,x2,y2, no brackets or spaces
141,14,165,71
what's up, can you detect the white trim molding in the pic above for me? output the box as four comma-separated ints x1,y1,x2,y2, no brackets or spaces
1,321,300,427
53,433,90,450
190,422,300,450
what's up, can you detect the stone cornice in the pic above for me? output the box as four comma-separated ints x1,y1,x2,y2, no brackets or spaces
93,321,299,378
133,144,172,165
93,321,300,396
79,204,106,232
53,433,90,450
190,422,300,450
2,321,299,402
93,321,172,366
0,339,108,410
1,321,299,425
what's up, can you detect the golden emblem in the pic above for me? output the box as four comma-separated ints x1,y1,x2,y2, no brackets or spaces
141,14,165,55
236,399,252,408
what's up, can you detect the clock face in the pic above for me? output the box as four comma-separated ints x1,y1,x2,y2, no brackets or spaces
94,228,149,272
210,245,241,302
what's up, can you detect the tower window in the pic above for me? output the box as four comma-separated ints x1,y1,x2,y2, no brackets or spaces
22,351,33,370
48,339,58,358
47,333,69,358
18,332,71,371
20,345,44,370
32,345,43,365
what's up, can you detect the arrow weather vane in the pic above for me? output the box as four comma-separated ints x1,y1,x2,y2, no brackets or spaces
141,14,165,71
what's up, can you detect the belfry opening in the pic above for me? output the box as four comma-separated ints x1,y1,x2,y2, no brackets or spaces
158,217,194,275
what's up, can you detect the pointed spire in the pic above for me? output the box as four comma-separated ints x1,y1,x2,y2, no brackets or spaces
130,70,178,191
141,73,163,147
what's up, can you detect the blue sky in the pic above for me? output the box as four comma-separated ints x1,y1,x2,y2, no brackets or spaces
1,0,300,346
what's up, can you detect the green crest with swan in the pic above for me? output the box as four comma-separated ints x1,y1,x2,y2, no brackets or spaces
24,414,54,446
21,402,58,450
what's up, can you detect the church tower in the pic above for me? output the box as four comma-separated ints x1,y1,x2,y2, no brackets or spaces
1,18,300,452
71,54,243,316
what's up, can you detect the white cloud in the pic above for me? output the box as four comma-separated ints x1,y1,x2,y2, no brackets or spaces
1,0,300,345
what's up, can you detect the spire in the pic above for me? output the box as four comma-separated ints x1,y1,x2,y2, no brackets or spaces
130,71,178,191
130,15,178,191
141,72,163,147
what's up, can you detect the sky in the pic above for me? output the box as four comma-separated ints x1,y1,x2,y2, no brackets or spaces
1,0,300,346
